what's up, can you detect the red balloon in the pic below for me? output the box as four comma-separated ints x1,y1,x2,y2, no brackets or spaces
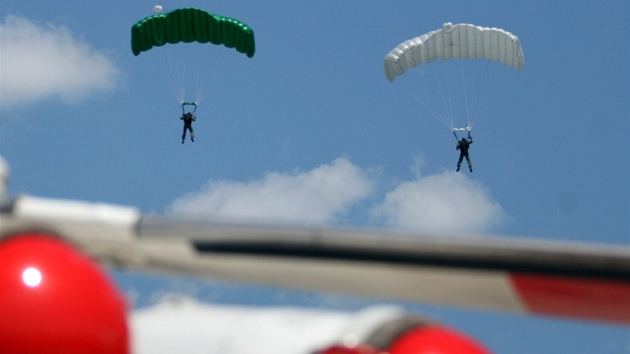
0,233,129,354
388,325,491,354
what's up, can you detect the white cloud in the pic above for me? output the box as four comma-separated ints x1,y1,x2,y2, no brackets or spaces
372,170,507,233
169,156,507,233
0,15,120,107
168,157,374,225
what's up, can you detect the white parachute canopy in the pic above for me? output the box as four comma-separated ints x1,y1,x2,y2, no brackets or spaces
384,23,524,82
383,23,524,132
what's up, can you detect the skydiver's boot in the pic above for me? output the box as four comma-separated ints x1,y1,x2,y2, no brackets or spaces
456,164,461,172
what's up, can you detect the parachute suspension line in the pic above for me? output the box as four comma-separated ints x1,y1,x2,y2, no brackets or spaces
180,47,188,103
176,42,195,104
157,45,185,104
467,60,491,130
411,87,454,131
411,92,451,131
194,49,208,104
194,46,222,105
135,24,184,104
418,69,454,130
460,61,472,131
197,23,248,102
445,69,456,130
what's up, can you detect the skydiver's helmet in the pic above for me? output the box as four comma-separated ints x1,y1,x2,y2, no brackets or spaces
461,138,466,142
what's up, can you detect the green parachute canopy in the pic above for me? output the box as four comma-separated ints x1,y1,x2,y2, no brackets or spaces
131,8,255,58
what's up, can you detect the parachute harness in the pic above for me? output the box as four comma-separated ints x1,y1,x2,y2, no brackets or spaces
452,127,471,141
181,102,198,115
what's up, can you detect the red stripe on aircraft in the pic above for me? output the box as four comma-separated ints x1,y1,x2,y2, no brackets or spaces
511,273,630,325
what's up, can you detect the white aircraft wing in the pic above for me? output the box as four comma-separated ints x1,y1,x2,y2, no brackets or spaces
2,195,629,325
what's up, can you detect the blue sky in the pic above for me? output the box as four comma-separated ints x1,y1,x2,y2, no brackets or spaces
1,0,629,353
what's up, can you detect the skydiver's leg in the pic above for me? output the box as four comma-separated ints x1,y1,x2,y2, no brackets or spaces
190,127,195,142
457,154,464,171
182,125,187,143
465,154,472,172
